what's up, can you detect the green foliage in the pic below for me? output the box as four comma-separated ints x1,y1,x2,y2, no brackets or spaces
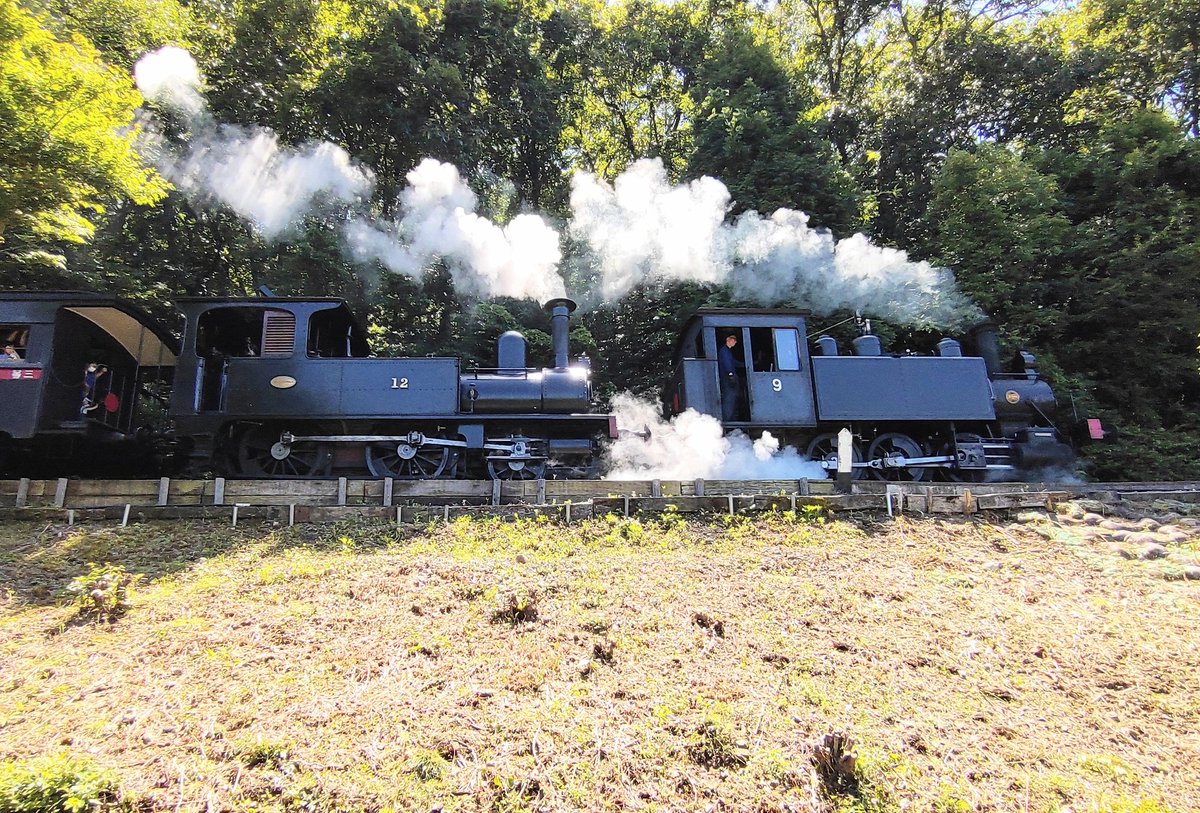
0,0,165,275
66,562,140,621
0,753,122,812
687,21,859,229
40,0,192,69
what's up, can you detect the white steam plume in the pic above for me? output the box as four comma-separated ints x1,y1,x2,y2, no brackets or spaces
345,159,566,302
134,47,373,240
134,46,207,121
571,158,980,328
604,394,827,480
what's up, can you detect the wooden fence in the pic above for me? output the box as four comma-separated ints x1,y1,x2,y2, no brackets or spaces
0,476,1082,524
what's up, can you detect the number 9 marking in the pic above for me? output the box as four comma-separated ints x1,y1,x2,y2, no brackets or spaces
772,378,782,392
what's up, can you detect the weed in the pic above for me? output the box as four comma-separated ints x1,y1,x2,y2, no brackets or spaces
406,749,449,782
236,739,294,770
0,753,123,812
65,563,140,622
813,732,859,793
492,589,540,625
681,703,747,768
1080,753,1138,784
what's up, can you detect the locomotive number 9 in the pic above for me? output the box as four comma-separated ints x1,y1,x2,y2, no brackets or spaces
772,378,782,392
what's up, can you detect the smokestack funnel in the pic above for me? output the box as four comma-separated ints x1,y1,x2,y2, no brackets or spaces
969,321,1001,377
543,297,576,369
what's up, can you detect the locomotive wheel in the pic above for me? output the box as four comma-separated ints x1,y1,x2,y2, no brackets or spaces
866,433,928,481
236,426,332,478
487,458,547,480
365,441,451,479
805,433,865,480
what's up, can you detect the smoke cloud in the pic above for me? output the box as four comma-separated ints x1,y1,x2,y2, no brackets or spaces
133,46,206,121
134,47,373,240
345,159,567,302
604,394,827,480
134,48,980,327
571,158,980,328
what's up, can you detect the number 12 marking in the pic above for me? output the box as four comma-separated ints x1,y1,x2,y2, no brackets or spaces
391,377,409,389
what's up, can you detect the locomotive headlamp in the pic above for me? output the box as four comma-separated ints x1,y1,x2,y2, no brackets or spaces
270,375,297,389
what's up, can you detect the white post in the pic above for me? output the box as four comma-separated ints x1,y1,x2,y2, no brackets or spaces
836,428,854,494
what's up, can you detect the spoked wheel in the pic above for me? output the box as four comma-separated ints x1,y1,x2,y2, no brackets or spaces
365,441,452,479
866,433,928,482
806,433,866,479
236,425,332,478
487,458,547,481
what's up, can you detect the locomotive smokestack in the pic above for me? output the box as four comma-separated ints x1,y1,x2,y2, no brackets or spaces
544,297,577,369
969,321,1002,378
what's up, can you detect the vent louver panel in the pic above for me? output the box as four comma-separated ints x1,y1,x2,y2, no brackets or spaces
261,310,295,356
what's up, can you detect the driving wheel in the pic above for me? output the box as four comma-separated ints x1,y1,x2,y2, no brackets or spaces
805,433,865,479
236,425,332,478
365,440,452,479
866,433,927,482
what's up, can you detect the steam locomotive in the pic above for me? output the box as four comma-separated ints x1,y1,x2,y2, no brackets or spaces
0,290,1079,481
665,309,1079,481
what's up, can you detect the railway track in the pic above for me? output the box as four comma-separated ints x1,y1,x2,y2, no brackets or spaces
3,477,1198,525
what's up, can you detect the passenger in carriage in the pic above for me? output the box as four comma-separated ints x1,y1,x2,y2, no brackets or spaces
82,362,109,414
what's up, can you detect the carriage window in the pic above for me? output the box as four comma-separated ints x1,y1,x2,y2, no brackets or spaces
774,328,801,371
197,308,292,357
1,324,30,360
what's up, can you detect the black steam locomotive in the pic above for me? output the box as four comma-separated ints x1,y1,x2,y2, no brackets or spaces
0,290,1079,481
171,294,611,479
664,309,1078,481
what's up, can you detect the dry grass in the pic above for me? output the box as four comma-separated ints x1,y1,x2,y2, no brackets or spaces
0,504,1197,812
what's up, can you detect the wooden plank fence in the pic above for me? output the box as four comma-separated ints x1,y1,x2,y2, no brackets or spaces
0,475,1081,524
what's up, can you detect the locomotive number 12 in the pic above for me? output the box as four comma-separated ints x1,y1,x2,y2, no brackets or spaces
391,377,409,389
772,378,782,392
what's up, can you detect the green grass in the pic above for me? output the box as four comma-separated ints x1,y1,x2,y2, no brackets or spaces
0,507,1195,812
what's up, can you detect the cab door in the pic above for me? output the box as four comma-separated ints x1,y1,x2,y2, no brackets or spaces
745,327,816,426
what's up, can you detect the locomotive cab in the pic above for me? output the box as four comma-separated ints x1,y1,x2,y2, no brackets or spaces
666,309,817,428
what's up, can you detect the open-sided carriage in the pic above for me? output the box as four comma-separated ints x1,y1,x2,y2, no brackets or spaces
0,292,177,475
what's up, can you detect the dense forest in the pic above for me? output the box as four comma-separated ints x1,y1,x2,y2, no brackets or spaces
2,0,1198,479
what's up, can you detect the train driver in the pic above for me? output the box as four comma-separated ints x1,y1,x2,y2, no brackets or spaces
718,332,745,422
3,343,20,361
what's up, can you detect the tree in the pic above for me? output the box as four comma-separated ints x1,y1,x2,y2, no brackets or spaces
564,0,719,181
687,22,859,230
0,0,165,278
40,0,192,69
1052,0,1200,137
924,144,1070,345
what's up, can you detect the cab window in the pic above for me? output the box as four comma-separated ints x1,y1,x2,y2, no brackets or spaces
746,327,802,372
197,308,294,358
1,324,30,360
774,328,801,371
